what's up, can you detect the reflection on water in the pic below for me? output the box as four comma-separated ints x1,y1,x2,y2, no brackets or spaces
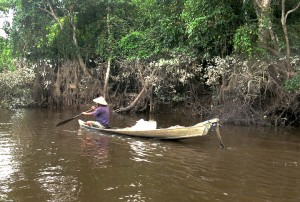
0,108,300,201
79,129,110,168
0,134,18,198
36,165,79,202
0,111,19,201
129,140,167,163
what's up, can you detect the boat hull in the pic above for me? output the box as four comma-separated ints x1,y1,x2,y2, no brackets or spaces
78,118,219,140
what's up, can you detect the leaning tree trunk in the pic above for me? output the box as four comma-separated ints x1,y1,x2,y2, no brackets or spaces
114,83,149,113
114,66,157,113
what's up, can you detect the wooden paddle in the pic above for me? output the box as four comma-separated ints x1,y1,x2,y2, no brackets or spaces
56,109,93,127
215,123,225,149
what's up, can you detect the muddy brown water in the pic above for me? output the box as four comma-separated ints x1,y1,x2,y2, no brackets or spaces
0,108,299,202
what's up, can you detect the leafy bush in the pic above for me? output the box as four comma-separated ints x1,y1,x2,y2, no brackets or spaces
119,31,159,60
233,24,269,58
284,72,300,93
0,37,15,72
233,24,261,57
0,66,35,108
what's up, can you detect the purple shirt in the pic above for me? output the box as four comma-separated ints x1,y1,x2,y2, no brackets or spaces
92,105,110,128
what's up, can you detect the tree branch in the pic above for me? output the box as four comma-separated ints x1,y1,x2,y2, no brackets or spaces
39,0,63,30
114,67,158,113
285,2,300,20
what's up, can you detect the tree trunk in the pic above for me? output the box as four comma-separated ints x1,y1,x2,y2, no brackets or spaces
255,0,271,42
70,16,91,78
114,84,149,113
114,67,157,113
254,0,280,57
281,0,300,72
103,8,112,99
149,86,154,113
104,56,111,99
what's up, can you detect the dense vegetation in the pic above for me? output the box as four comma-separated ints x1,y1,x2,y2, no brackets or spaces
1,0,300,126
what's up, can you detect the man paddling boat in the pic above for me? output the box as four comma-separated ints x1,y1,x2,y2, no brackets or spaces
82,96,110,128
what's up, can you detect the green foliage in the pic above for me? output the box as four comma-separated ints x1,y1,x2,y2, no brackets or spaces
7,0,245,62
5,0,300,63
284,72,300,93
119,31,159,60
233,24,264,57
10,0,54,60
50,20,76,59
45,23,59,47
0,0,10,12
181,0,242,56
0,37,15,72
128,0,187,56
94,1,134,60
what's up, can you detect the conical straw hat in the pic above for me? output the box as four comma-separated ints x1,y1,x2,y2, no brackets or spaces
93,96,108,105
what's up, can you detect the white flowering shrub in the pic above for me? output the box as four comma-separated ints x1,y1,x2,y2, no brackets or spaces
291,56,300,70
0,67,36,108
205,56,235,86
205,56,267,95
153,55,202,102
203,55,300,125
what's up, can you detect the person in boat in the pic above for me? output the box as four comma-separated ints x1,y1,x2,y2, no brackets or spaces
82,96,110,128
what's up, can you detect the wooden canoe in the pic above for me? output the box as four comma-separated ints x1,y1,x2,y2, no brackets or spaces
78,118,219,140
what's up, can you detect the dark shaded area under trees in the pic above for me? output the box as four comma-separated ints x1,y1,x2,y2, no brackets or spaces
1,0,300,127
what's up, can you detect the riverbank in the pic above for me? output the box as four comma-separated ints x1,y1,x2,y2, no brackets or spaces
1,56,300,127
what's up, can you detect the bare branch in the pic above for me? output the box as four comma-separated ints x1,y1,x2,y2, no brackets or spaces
285,2,300,19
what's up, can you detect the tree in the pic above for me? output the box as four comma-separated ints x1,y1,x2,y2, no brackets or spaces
253,0,281,57
181,0,242,56
38,0,92,77
281,0,300,72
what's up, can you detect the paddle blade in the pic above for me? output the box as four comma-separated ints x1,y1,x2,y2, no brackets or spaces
56,118,74,127
56,113,83,127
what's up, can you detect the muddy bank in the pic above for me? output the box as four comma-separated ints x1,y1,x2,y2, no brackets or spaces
1,56,300,127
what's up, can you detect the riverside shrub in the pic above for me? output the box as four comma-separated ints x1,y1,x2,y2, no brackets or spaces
0,67,35,108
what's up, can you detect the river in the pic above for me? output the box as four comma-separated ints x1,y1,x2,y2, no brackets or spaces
0,108,299,202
